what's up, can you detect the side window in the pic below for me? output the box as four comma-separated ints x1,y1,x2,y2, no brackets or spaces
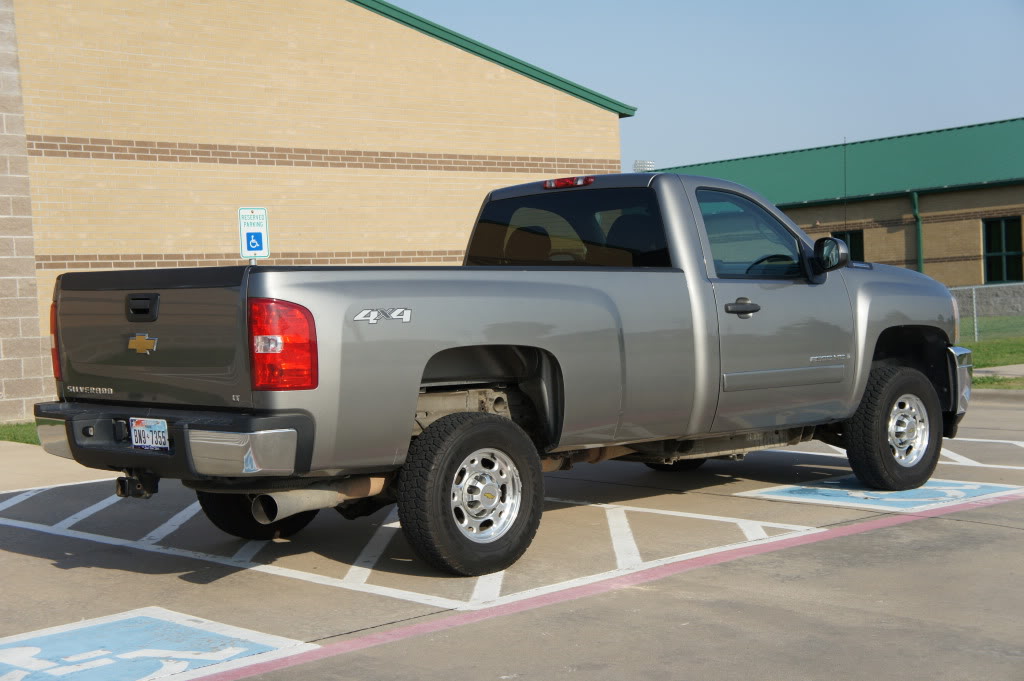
697,189,802,279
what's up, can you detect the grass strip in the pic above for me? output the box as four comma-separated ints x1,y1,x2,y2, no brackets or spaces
0,422,39,445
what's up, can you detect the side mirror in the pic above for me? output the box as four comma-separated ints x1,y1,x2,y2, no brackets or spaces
813,237,850,274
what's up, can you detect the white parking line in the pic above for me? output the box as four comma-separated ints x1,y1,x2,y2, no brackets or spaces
547,497,815,533
940,447,980,465
232,540,270,563
0,484,821,612
0,488,45,513
955,437,1024,447
139,501,201,544
736,521,770,541
0,478,117,497
5,434,1016,615
466,527,825,611
469,571,505,604
0,515,467,610
605,507,642,569
343,508,400,585
932,461,1024,470
52,495,121,530
777,448,1024,471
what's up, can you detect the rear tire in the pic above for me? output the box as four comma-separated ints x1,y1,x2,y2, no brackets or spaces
396,413,543,576
845,366,942,490
644,458,707,472
196,490,318,540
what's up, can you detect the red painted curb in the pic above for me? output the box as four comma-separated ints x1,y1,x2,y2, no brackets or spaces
202,491,1024,680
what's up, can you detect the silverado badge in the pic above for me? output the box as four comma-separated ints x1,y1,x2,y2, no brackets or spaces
128,333,158,355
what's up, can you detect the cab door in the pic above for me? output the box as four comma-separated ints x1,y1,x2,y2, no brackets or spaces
694,189,856,433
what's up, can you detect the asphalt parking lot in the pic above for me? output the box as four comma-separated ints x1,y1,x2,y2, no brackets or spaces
1,392,1022,681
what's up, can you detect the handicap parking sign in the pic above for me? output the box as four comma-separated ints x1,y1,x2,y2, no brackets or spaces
0,607,315,680
239,207,269,259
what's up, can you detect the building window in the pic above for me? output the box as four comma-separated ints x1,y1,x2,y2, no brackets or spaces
831,229,864,261
984,217,1023,283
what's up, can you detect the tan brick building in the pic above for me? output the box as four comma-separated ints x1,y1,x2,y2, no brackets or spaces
0,0,634,423
663,119,1024,288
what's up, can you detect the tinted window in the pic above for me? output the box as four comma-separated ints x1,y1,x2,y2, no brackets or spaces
697,189,802,279
466,188,671,268
983,216,1023,283
831,229,865,262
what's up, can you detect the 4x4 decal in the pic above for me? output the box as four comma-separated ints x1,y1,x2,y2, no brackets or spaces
353,308,412,324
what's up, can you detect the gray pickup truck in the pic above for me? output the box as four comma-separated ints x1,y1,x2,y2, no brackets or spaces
35,172,972,576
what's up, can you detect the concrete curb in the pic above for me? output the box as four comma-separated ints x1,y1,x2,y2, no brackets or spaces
970,388,1024,404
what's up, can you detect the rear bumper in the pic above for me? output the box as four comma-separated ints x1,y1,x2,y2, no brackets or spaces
34,401,314,479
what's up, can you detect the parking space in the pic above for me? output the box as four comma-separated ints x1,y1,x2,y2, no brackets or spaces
1,404,1022,679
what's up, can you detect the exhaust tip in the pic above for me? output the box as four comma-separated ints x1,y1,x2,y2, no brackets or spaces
251,495,279,525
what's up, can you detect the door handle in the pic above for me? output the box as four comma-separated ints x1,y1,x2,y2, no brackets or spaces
724,297,760,319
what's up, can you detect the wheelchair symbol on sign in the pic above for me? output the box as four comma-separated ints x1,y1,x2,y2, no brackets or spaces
246,232,263,251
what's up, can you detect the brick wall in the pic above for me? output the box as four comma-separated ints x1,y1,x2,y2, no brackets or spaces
784,185,1024,285
2,0,626,422
0,0,47,423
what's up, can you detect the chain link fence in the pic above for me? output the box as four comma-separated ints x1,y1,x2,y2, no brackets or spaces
950,282,1024,342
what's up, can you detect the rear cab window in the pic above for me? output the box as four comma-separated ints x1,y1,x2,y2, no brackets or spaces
465,188,672,268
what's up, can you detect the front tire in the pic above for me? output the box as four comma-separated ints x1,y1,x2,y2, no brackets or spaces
396,413,543,576
845,366,942,490
196,490,318,540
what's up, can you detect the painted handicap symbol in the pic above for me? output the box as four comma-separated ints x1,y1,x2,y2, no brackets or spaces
816,480,983,503
0,645,248,680
741,475,1022,512
845,483,983,503
0,608,314,681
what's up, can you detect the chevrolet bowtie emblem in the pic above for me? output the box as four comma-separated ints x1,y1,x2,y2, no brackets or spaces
128,333,158,354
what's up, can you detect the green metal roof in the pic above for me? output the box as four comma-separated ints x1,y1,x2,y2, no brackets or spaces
659,118,1024,206
348,0,636,118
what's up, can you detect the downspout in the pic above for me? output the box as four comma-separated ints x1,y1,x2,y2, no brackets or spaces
911,191,924,273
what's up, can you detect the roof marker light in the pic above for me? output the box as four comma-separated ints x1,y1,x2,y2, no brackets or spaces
543,176,595,189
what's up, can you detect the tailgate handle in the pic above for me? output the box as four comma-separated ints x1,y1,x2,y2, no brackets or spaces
126,293,160,322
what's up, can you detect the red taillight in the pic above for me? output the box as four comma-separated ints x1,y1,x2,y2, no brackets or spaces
248,298,318,390
49,302,62,381
543,176,595,189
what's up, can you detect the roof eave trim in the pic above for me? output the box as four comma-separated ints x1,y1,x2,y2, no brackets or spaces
776,177,1024,209
347,0,636,118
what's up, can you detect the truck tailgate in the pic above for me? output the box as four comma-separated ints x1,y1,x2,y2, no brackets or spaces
55,267,253,409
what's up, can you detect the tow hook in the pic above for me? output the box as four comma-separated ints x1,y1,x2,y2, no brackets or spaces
115,470,160,499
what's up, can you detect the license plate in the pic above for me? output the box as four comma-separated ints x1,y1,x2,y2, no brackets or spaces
130,418,169,451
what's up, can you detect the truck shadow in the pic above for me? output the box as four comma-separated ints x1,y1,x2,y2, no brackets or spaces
545,448,852,499
0,449,852,587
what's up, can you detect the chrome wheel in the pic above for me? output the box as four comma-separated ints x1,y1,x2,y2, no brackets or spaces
888,393,929,468
450,447,522,543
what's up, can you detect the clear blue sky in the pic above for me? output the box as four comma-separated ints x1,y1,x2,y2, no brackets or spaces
392,0,1024,170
